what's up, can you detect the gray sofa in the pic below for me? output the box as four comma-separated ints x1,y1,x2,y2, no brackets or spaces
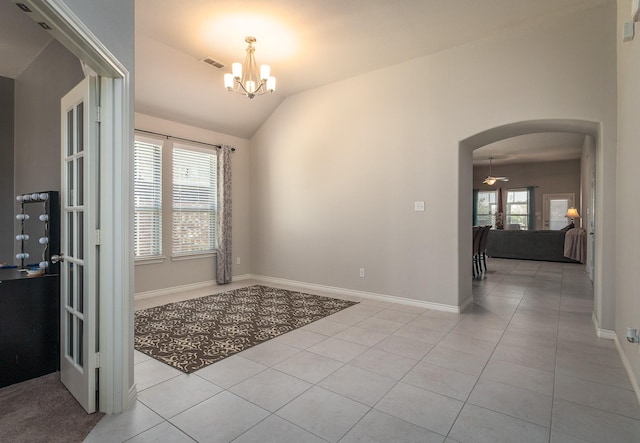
486,229,579,263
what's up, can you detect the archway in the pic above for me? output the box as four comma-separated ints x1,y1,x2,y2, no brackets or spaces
457,119,609,328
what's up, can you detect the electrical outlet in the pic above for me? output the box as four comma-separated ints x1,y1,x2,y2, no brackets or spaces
236,257,241,265
414,201,425,211
359,268,365,278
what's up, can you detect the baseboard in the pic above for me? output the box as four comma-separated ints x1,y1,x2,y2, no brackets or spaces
134,274,259,300
135,280,217,300
613,333,640,406
134,274,464,312
592,311,617,340
248,274,463,313
232,273,254,282
592,312,640,406
459,296,474,313
127,384,137,410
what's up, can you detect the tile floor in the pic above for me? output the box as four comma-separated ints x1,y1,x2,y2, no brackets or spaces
85,259,640,442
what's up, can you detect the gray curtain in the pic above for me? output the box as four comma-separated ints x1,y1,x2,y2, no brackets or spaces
216,145,233,284
527,186,535,230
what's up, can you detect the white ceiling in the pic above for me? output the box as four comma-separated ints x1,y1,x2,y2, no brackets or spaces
134,0,609,139
473,133,586,166
2,0,603,162
0,0,52,78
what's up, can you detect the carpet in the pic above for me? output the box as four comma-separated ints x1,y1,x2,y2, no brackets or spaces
134,285,358,373
0,372,104,443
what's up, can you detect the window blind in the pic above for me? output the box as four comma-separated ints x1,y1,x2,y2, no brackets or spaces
172,146,217,255
134,139,162,258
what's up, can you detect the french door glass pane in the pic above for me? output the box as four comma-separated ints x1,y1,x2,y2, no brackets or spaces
78,157,84,206
78,212,84,260
78,320,84,368
68,161,74,206
550,199,569,230
68,312,74,360
76,102,83,153
78,264,84,314
67,110,73,156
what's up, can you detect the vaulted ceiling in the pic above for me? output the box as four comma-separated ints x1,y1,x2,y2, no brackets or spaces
1,0,607,161
134,0,609,140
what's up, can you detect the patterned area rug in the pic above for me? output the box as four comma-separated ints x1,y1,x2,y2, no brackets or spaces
134,285,357,373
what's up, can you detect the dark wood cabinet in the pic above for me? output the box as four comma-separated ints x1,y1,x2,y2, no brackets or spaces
0,269,59,388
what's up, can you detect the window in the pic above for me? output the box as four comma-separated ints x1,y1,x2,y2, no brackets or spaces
506,188,530,230
475,190,497,227
133,137,162,258
172,145,217,255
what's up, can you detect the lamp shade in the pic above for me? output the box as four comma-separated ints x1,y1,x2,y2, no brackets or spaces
566,207,580,218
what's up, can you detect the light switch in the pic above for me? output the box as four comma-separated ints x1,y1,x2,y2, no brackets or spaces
414,201,425,211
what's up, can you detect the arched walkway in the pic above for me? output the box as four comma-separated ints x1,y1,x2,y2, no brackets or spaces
457,119,606,323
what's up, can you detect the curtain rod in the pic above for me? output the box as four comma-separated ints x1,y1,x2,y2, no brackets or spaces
135,129,236,151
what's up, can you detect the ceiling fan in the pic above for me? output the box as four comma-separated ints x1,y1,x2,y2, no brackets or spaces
483,157,509,185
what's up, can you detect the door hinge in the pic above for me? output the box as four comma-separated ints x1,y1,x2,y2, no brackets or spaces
96,106,101,123
94,352,101,368
95,229,101,245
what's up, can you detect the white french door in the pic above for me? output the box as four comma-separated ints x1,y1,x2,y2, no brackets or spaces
59,76,100,413
543,193,575,230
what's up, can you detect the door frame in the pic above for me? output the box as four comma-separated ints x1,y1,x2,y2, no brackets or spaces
17,0,134,413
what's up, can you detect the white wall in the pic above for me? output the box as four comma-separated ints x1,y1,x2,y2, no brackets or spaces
473,159,582,231
615,0,640,393
134,113,251,294
251,4,617,311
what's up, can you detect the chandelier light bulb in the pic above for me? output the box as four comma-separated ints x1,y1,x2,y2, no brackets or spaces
267,76,276,92
260,65,270,80
232,62,242,79
224,73,234,89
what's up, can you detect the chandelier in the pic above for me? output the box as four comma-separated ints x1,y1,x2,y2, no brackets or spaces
224,36,276,99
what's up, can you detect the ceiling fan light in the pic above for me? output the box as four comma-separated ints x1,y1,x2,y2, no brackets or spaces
485,177,497,185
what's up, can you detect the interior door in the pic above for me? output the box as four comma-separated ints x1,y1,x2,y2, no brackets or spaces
543,193,575,230
59,76,99,413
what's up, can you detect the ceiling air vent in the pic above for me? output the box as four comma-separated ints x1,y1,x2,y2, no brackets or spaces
202,57,225,69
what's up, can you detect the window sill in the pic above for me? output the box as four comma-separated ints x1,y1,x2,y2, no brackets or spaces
171,252,216,262
135,256,166,266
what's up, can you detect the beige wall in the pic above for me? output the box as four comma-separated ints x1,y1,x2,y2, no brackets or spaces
13,40,84,260
250,4,617,310
473,159,582,231
134,113,251,294
616,0,640,394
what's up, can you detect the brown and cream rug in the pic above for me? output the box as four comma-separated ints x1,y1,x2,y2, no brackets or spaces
134,285,357,373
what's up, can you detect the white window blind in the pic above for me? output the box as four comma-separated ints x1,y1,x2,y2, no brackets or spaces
506,188,529,230
134,138,162,258
172,145,217,255
476,190,497,228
